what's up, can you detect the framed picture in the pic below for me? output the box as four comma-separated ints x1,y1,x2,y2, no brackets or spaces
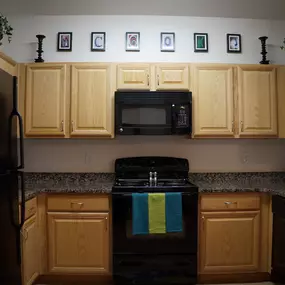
57,32,72,51
161,32,175,52
227,34,242,53
91,32,106,51
194,33,208,52
126,32,140,51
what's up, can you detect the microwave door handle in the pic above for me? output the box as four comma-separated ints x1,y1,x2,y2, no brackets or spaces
171,105,177,134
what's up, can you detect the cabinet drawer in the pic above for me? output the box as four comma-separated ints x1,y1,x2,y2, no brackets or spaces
47,195,109,212
201,194,260,211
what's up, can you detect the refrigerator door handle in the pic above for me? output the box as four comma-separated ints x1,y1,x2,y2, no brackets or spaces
19,171,25,228
8,76,25,170
15,112,24,170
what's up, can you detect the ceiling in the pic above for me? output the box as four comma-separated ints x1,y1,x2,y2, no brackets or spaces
1,0,285,20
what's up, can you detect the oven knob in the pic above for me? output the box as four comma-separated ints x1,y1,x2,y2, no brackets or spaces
119,128,124,133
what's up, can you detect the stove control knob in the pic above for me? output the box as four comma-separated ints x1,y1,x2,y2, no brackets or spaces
119,128,124,133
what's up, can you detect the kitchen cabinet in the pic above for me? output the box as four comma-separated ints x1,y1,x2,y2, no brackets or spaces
238,65,277,137
191,64,234,137
25,64,67,137
21,200,40,285
117,64,151,90
0,51,17,76
200,210,260,273
155,64,189,90
71,63,114,137
271,195,285,282
47,212,110,274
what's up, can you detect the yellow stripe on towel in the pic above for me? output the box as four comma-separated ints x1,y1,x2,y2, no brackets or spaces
148,193,166,234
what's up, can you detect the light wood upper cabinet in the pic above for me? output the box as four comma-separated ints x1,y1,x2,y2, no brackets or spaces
25,64,67,136
155,64,189,90
48,212,110,274
71,63,114,137
22,215,40,285
192,64,234,137
199,210,260,274
117,64,150,90
238,65,277,137
0,51,17,76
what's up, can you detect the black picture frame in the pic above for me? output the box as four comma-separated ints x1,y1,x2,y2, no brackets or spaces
91,32,106,52
160,32,175,52
125,32,140,52
194,33,208,53
227,33,242,53
57,32,72,52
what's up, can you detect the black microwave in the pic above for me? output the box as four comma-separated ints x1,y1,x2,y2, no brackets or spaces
115,91,192,135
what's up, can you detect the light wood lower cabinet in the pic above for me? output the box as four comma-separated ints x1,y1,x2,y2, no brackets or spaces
22,215,40,285
47,212,110,274
199,210,260,274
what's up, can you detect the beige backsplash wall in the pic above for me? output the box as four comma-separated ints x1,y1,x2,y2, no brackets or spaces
24,137,285,173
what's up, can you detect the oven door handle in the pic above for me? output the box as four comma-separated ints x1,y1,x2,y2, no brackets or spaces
112,192,198,197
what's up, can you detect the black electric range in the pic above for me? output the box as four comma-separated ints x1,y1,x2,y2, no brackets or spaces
112,157,198,285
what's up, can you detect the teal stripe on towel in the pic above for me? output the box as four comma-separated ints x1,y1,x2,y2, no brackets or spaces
132,193,149,235
165,192,183,233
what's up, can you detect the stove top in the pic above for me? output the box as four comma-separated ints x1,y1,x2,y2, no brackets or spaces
112,156,198,193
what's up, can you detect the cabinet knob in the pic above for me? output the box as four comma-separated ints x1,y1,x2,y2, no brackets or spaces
61,120,64,132
240,121,244,132
119,128,124,133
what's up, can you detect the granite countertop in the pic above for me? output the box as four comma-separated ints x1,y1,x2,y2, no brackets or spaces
189,172,285,197
22,172,285,202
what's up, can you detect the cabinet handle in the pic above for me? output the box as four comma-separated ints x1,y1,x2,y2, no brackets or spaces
70,202,84,208
71,121,74,132
240,121,243,132
157,75,160,86
61,120,64,132
232,121,234,133
147,74,150,86
224,201,237,205
105,217,108,231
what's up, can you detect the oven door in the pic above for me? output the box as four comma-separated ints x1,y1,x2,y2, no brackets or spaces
115,103,172,135
112,192,198,255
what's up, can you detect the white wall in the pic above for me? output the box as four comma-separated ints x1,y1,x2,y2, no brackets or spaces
24,138,285,173
3,15,285,64
4,14,285,173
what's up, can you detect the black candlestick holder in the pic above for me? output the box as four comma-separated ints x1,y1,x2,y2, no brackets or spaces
35,34,46,63
258,36,270,64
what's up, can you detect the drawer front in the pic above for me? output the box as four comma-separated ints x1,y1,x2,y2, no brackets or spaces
201,193,260,211
47,195,109,212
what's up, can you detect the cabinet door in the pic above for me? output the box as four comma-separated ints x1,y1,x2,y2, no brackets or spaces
192,64,234,137
22,215,39,285
117,64,150,89
238,66,277,137
48,212,110,274
25,64,66,136
71,64,113,137
199,211,260,274
156,64,189,90
272,195,285,282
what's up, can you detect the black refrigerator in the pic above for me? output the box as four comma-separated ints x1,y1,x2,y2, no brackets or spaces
0,68,25,285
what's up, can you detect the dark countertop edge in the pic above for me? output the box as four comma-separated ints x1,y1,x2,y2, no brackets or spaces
23,187,285,202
